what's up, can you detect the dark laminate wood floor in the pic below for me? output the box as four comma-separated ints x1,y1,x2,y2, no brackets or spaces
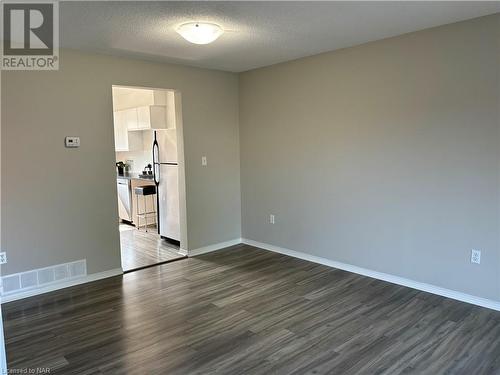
4,245,500,374
119,224,185,271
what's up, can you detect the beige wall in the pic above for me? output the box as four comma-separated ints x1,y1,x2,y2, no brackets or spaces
2,49,241,275
239,14,500,300
2,13,499,303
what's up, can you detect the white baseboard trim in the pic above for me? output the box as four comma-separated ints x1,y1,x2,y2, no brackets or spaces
6,240,498,311
1,268,123,304
242,238,500,312
189,238,243,257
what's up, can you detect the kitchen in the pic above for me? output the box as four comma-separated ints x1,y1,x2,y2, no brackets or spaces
113,86,186,271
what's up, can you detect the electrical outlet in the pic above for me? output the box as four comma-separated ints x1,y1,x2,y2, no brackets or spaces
471,249,481,264
0,252,7,264
269,214,275,224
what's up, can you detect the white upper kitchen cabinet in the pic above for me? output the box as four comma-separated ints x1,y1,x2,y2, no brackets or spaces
113,110,143,152
135,105,168,130
112,87,177,130
116,105,170,131
123,108,139,130
113,110,127,151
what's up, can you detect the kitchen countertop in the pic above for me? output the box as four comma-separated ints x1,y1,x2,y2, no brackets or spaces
117,173,155,181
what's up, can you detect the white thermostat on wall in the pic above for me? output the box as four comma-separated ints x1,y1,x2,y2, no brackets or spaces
65,136,80,148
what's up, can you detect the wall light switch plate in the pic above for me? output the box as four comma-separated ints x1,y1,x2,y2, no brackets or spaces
65,136,80,148
0,252,7,264
471,249,481,264
202,156,207,166
269,214,275,224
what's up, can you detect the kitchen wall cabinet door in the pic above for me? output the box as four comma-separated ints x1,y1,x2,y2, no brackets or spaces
117,103,173,132
113,111,129,151
113,111,143,152
127,131,143,151
136,105,167,130
136,106,151,130
123,108,139,130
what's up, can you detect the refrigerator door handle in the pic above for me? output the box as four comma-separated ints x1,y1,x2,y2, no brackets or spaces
152,132,160,186
152,131,161,235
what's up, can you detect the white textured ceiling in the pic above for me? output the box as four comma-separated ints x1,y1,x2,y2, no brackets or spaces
60,1,500,72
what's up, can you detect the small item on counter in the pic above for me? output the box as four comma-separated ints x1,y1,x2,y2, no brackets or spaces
116,161,129,176
139,164,154,179
116,161,125,176
125,159,134,172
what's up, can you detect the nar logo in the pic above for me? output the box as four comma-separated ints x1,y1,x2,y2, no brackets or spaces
1,2,59,70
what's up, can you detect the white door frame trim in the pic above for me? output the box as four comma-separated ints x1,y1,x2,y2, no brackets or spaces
111,84,189,261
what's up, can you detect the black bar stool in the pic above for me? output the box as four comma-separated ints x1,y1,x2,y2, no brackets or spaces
134,185,157,232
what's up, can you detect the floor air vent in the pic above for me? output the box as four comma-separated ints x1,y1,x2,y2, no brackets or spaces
2,260,87,296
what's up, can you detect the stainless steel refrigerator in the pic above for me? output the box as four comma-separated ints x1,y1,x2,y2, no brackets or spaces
152,129,180,242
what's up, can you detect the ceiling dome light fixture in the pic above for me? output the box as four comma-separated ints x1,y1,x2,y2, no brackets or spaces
176,22,224,45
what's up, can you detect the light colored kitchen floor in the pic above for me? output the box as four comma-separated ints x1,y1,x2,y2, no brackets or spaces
119,223,185,271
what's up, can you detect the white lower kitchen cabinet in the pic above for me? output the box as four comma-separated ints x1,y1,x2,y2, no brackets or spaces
117,178,132,221
117,178,157,227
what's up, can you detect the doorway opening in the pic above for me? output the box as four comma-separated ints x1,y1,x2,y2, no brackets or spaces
112,85,188,272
